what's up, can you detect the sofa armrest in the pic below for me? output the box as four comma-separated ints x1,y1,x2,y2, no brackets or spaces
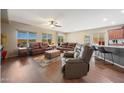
66,58,83,63
28,47,32,51
63,52,74,58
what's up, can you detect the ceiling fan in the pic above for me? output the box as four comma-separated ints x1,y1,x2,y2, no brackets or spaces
49,20,62,28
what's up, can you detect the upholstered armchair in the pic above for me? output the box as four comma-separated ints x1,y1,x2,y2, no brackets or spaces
62,45,93,79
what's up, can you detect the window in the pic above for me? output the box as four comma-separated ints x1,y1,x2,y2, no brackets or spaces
93,33,105,45
42,33,48,42
57,35,64,46
84,35,90,44
17,31,36,47
17,32,28,47
58,36,64,43
48,34,52,44
42,33,52,44
28,32,36,43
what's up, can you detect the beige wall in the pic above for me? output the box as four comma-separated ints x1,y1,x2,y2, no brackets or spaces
67,25,124,45
2,23,17,57
1,21,66,57
66,31,89,43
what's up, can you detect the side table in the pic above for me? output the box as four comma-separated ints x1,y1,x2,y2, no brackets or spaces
18,47,28,57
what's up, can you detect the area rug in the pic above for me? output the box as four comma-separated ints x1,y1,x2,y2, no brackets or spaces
33,55,61,67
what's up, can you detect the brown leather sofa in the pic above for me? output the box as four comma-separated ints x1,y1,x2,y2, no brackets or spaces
28,42,52,55
62,45,93,79
57,42,76,52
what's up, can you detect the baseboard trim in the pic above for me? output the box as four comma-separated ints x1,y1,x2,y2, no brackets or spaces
7,55,18,59
96,56,124,69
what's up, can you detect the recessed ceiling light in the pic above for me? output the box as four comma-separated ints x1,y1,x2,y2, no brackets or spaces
103,18,108,21
121,10,124,13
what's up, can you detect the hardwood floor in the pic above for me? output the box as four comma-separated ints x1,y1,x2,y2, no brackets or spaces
1,54,124,83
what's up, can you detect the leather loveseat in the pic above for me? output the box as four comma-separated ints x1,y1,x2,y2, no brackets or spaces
28,42,52,55
57,42,76,52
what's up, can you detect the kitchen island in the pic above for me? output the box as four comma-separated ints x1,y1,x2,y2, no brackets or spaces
95,46,124,67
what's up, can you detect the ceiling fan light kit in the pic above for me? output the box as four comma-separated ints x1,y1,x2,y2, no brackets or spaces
50,24,55,28
49,20,62,28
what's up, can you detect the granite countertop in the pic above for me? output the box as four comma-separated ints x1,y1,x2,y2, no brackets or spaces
97,45,124,48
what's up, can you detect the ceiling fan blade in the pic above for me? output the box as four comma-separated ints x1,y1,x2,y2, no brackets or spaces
54,24,62,27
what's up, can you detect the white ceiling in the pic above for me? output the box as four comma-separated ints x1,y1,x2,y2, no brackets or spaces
8,9,124,32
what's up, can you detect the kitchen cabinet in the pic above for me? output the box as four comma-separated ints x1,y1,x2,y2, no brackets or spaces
108,28,124,40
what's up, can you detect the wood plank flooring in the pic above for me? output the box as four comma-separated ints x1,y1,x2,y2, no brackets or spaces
1,54,124,83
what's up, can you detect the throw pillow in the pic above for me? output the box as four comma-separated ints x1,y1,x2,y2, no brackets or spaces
79,46,84,59
74,50,80,59
74,43,81,52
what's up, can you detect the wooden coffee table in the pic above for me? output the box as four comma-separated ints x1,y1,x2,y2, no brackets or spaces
45,49,61,59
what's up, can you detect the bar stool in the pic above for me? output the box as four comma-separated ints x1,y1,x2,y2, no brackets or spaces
91,45,99,56
98,47,114,64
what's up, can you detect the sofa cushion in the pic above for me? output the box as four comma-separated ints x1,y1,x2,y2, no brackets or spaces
39,43,42,48
61,45,67,48
41,42,49,48
68,43,75,48
61,42,68,48
30,42,40,49
32,48,44,52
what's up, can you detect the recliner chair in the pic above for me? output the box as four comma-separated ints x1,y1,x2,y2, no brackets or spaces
62,45,93,79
